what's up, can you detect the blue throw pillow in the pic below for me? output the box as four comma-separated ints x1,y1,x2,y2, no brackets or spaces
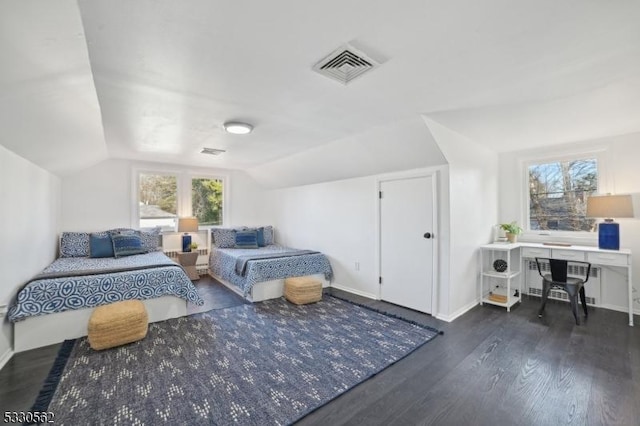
212,228,237,248
263,226,274,245
111,234,147,258
59,232,90,257
256,227,266,247
235,230,258,249
89,233,114,258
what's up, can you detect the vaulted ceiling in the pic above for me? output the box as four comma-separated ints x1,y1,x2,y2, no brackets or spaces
2,0,640,183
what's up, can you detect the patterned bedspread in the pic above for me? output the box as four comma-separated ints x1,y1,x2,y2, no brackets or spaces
209,245,333,296
9,252,204,322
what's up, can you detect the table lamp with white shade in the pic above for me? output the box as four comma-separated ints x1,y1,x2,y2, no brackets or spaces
178,217,199,252
586,194,634,250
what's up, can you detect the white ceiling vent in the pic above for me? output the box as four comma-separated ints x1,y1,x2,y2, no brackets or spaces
313,44,380,85
201,147,226,156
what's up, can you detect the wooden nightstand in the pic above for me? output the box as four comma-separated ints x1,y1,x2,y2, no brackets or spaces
177,252,200,281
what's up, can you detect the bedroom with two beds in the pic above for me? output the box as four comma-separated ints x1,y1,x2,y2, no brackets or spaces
5,224,437,425
9,225,334,352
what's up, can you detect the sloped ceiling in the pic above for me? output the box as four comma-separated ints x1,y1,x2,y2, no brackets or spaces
0,0,107,174
2,1,640,184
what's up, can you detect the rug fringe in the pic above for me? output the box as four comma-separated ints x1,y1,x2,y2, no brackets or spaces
326,293,444,335
29,339,76,414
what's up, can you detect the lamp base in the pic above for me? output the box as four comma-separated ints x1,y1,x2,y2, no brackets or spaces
182,234,192,252
598,221,620,250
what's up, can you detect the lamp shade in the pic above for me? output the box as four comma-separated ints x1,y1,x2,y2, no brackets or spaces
586,195,634,219
178,217,199,232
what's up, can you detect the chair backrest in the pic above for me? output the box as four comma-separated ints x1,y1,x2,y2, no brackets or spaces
535,257,591,284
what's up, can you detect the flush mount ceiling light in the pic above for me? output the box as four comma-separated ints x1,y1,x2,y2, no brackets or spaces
223,121,253,135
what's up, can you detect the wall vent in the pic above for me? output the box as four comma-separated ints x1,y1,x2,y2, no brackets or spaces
528,287,596,305
313,44,380,85
527,260,598,278
201,147,226,156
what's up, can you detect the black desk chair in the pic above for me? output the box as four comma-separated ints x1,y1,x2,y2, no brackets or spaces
535,257,591,325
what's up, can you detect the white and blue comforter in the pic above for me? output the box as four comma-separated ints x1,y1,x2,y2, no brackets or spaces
9,251,204,322
209,244,333,296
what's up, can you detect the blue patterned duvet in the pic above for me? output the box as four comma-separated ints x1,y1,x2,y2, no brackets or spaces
209,245,333,296
9,252,204,322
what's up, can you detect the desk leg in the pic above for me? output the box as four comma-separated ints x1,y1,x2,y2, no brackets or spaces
629,265,634,326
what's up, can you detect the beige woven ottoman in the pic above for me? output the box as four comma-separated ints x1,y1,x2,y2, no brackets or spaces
284,276,322,305
88,300,148,350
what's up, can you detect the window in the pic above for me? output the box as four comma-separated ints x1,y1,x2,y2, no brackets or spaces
191,177,224,226
138,173,178,229
135,171,226,229
527,157,598,232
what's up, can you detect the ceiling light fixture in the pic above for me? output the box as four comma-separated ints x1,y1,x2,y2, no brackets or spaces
223,121,253,135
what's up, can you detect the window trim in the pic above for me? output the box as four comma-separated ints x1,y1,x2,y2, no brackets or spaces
518,147,609,243
187,173,229,229
132,167,229,230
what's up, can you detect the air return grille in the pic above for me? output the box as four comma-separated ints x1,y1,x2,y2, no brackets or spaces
527,287,596,305
201,148,226,156
527,260,598,278
313,44,380,85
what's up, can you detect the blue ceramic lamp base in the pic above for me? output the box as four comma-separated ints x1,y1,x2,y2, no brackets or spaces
598,221,619,250
182,234,192,252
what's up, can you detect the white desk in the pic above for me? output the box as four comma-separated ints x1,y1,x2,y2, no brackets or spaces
485,242,634,326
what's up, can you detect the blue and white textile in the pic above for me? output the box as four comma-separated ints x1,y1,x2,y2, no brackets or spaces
9,252,204,322
209,244,333,296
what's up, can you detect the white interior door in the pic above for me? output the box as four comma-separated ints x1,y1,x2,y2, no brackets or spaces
379,175,435,314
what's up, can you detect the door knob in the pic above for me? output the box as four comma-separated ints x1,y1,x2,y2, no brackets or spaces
423,232,432,239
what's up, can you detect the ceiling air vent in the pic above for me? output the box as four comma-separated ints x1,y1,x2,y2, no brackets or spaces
201,147,226,156
313,44,380,85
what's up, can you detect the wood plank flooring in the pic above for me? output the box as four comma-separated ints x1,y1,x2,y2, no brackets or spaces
1,277,639,425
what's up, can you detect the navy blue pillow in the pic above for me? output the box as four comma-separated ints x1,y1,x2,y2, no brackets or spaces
256,227,266,247
111,234,146,258
89,233,114,258
235,230,258,249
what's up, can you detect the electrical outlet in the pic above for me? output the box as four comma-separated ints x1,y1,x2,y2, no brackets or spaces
355,261,360,271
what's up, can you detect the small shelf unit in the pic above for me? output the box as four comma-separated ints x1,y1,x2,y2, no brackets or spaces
480,243,522,312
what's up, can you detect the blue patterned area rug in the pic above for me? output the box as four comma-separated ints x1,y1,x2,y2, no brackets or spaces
32,296,441,425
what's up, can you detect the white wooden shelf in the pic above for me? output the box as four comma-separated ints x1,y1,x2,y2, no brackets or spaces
479,244,522,312
481,271,521,280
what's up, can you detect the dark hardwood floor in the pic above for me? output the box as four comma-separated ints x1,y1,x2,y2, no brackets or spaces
1,277,639,425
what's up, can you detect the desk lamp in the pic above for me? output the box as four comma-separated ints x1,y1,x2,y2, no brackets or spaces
586,194,634,250
178,217,199,252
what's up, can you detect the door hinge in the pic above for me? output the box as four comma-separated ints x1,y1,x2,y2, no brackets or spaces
379,191,382,199
379,276,382,284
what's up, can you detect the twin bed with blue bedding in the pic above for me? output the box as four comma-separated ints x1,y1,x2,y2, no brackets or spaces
9,251,203,322
10,229,204,352
208,226,333,301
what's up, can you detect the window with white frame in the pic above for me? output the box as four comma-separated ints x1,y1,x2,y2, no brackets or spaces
136,171,225,229
191,177,224,226
527,157,598,232
138,172,178,229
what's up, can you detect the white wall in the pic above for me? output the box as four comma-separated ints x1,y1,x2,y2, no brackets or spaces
267,166,450,306
0,145,60,358
61,159,266,231
426,118,499,321
499,132,640,313
269,176,378,298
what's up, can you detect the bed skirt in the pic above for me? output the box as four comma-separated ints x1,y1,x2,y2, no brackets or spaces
14,296,187,352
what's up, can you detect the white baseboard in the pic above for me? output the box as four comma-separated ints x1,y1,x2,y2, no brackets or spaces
435,300,479,323
599,303,640,316
330,283,378,300
0,348,13,372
